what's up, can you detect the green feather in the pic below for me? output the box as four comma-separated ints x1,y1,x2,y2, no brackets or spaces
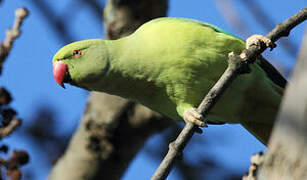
53,17,285,145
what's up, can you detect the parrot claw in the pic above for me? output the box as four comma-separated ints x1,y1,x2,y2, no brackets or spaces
183,108,207,129
246,34,276,50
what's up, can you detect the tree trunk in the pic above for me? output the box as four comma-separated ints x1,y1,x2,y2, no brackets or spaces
257,31,307,179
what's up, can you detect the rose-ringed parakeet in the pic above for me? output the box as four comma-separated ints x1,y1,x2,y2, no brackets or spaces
52,17,286,145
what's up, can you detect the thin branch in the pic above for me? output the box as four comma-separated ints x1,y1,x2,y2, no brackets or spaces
215,0,251,38
242,152,264,180
151,7,307,180
215,0,292,77
29,0,103,45
80,0,105,23
0,7,27,138
0,6,30,180
0,118,21,139
0,88,12,106
0,7,28,74
28,0,75,44
240,0,298,57
1,150,30,180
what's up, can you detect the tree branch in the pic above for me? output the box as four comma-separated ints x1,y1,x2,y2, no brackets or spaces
242,152,264,180
0,7,28,74
0,6,30,180
28,0,75,44
0,118,21,139
151,7,307,180
0,7,28,141
240,0,298,57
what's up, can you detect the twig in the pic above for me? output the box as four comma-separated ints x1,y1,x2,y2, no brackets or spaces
215,0,251,38
240,0,297,57
151,7,307,180
79,0,104,23
0,6,30,180
0,7,28,74
0,88,12,105
1,150,30,180
28,0,74,44
0,118,22,139
242,152,264,180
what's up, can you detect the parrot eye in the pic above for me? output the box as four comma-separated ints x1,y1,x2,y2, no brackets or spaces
72,49,82,58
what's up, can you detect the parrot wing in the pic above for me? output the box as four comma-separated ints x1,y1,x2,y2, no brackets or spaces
193,20,287,145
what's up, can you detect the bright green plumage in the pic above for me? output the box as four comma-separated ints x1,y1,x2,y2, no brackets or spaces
53,17,285,145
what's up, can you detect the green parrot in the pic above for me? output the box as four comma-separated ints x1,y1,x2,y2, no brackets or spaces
53,17,286,145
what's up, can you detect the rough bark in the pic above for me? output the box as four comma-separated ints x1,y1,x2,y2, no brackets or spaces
104,0,168,39
257,30,307,180
48,0,169,179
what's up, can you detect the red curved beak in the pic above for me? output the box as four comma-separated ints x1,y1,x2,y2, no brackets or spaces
53,61,68,88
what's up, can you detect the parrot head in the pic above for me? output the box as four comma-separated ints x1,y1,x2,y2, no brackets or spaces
52,39,109,89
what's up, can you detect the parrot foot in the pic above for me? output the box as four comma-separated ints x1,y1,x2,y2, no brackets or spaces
246,34,276,50
183,108,207,128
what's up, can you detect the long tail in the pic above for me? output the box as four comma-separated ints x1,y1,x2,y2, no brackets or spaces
242,56,286,146
241,122,274,145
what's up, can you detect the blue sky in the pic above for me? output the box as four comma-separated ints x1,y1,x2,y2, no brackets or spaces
0,0,306,179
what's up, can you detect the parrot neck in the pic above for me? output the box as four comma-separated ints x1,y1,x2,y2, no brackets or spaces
89,38,162,103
